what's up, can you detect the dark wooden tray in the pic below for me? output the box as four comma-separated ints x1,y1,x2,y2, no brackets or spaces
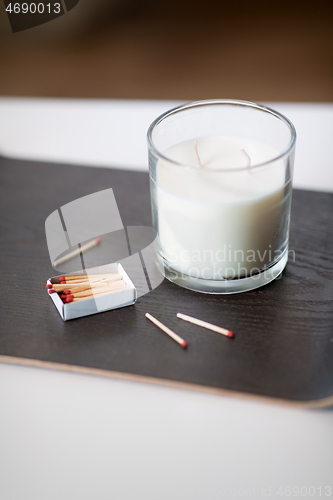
1,154,333,407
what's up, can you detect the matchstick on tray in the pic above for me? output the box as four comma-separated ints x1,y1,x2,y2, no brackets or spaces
53,237,101,267
144,312,234,349
145,313,188,349
177,313,234,338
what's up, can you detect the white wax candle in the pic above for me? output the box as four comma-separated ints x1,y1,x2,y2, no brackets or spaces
154,136,290,279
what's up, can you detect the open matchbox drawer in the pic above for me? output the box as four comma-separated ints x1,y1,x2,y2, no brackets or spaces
47,263,137,321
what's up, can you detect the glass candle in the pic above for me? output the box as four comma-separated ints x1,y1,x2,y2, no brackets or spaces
147,100,296,294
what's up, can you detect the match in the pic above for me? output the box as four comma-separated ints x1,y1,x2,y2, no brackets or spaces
145,313,187,349
47,277,122,293
177,313,234,338
47,272,130,305
59,273,121,282
53,237,101,267
63,282,129,298
64,287,129,303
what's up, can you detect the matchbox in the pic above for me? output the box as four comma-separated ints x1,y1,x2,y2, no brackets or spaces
47,263,137,321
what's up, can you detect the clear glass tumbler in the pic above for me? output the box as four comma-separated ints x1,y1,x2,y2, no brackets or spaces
147,99,296,294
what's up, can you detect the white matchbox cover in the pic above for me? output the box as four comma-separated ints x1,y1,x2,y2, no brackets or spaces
47,263,137,321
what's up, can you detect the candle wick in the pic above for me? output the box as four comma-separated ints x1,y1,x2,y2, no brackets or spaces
241,149,251,170
194,140,203,167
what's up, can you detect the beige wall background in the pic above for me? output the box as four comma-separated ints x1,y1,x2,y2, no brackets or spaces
0,0,332,101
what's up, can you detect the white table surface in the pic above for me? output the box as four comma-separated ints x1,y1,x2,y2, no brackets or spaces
0,98,333,500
